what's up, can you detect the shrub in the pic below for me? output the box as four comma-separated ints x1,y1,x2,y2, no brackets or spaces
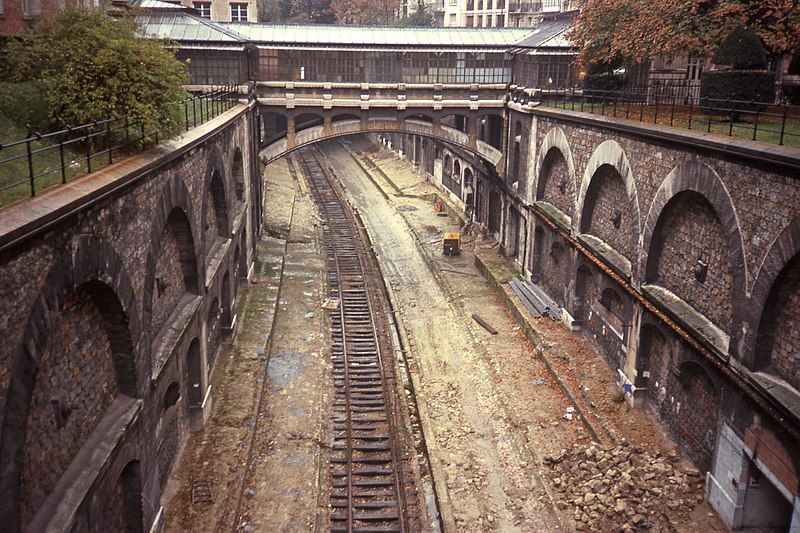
4,8,188,139
584,73,627,92
0,82,50,133
700,70,777,104
712,29,767,70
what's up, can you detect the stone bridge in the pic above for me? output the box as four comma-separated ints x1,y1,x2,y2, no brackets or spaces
257,82,508,167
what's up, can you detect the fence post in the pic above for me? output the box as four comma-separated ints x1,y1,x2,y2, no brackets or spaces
25,133,35,197
669,95,676,127
124,116,130,145
752,100,759,141
707,99,713,133
59,129,67,184
86,125,93,174
653,94,659,125
106,117,113,164
728,99,734,137
184,100,190,131
779,105,788,146
688,99,694,130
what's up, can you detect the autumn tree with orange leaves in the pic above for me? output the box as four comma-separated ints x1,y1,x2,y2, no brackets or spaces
569,0,800,67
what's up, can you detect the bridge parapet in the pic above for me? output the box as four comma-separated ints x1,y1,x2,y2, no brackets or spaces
256,82,508,112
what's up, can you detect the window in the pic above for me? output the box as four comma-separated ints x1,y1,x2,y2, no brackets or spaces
22,0,41,17
466,15,474,26
230,2,248,21
194,1,211,18
0,0,4,15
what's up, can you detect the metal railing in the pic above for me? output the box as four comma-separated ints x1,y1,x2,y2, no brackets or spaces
534,88,800,147
0,85,240,206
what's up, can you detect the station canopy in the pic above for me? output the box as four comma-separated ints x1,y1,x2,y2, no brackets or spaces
135,5,574,54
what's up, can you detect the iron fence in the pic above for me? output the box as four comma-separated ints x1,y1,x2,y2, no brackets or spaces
0,85,240,205
535,88,800,147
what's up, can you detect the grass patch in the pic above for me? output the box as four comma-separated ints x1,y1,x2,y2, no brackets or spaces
0,114,88,206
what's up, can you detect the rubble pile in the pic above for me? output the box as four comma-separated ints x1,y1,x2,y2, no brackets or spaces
544,440,704,530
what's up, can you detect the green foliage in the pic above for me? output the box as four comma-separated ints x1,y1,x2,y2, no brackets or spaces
700,70,776,103
0,82,50,133
4,8,188,138
584,73,627,92
712,28,767,69
584,57,626,92
397,1,436,27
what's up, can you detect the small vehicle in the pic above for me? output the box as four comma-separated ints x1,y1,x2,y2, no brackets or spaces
443,232,461,256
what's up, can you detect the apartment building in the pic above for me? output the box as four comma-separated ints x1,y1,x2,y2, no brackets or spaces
436,0,571,28
438,0,507,28
0,0,100,36
176,0,256,22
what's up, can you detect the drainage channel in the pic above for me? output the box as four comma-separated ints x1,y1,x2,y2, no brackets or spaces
296,147,426,533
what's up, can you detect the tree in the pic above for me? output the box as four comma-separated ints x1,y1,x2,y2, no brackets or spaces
4,8,187,137
397,0,436,27
290,0,336,23
331,0,399,25
258,0,294,22
569,0,800,67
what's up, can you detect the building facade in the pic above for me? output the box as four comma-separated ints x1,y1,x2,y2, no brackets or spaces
435,0,572,27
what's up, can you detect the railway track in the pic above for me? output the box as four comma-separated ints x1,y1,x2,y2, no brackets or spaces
296,147,416,533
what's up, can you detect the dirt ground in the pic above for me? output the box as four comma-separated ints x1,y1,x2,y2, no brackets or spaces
163,158,332,531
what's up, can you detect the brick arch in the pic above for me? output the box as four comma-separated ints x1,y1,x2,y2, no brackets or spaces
0,235,139,531
143,176,202,354
744,425,800,498
533,127,577,217
641,161,745,338
576,139,640,235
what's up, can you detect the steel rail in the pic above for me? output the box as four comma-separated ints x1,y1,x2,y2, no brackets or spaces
297,147,409,533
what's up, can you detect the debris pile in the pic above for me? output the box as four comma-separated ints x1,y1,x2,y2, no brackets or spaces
544,440,704,530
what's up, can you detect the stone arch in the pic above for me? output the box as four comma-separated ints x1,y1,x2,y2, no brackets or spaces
332,112,361,123
204,168,230,247
637,322,670,403
144,176,202,346
444,154,453,178
403,112,434,124
186,339,203,406
574,263,596,322
746,216,800,370
576,140,641,256
676,358,721,470
233,147,245,202
440,112,470,133
259,120,503,169
206,297,222,370
534,128,577,220
156,381,181,488
261,111,288,142
511,120,522,187
222,270,232,331
295,112,324,133
641,162,745,337
0,235,139,530
753,251,800,388
453,160,461,180
93,459,143,533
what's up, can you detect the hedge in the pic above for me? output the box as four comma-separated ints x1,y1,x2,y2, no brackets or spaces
700,70,776,104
